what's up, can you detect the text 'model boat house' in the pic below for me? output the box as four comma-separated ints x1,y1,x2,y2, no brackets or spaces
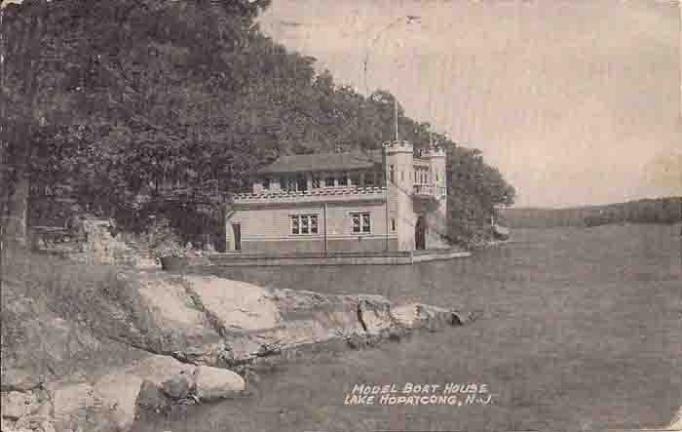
225,140,449,254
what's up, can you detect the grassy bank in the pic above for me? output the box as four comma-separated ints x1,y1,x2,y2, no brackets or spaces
1,247,147,388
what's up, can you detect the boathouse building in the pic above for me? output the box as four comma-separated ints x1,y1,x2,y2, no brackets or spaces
225,141,449,254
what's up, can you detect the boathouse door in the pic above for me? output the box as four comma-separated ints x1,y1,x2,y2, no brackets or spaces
415,216,426,250
232,223,241,251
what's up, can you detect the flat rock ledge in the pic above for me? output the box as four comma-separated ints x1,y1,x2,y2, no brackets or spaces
2,272,474,432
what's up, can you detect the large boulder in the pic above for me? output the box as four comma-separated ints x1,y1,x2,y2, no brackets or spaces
160,375,191,400
93,372,145,431
128,355,196,400
116,272,225,364
50,382,116,432
184,276,281,332
356,295,396,335
270,289,363,334
136,273,215,337
195,366,245,401
0,391,36,421
135,380,171,414
218,289,374,362
391,303,469,330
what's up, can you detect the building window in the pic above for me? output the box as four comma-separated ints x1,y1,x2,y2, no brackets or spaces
400,170,404,182
324,175,335,187
391,218,396,231
350,173,360,186
365,172,375,186
351,212,371,233
291,214,318,235
339,173,348,186
262,178,270,190
362,213,371,232
389,165,395,183
279,176,296,191
312,176,321,189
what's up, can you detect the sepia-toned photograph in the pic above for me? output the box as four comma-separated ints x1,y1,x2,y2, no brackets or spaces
1,0,681,431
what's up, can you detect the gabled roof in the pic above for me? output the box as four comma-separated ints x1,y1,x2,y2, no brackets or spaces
257,150,383,175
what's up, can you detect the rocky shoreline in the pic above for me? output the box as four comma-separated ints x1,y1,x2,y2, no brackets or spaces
1,268,476,432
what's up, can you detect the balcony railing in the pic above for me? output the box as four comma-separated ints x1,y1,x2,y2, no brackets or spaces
413,184,447,199
233,186,387,204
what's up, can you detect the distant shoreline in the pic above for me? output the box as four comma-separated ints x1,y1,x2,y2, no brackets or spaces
501,196,681,229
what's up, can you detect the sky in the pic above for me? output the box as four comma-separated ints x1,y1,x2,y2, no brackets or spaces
259,0,682,208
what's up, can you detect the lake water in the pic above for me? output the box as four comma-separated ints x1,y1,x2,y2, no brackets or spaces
134,224,681,431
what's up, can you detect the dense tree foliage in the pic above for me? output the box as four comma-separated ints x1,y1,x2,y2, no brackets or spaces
446,147,516,244
2,0,514,248
4,0,274,243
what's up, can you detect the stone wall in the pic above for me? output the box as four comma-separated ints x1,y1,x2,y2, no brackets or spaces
32,217,160,268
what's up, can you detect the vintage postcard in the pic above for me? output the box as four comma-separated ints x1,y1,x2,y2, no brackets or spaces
1,0,680,431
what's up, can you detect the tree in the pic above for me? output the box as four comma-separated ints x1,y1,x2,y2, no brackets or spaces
446,147,516,244
2,0,515,250
3,0,272,243
1,0,49,247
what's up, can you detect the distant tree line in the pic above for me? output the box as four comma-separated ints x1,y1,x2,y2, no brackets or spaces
501,197,682,229
2,0,514,249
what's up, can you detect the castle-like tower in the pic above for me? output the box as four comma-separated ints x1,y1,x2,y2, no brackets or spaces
384,140,417,251
421,146,449,248
383,140,449,251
